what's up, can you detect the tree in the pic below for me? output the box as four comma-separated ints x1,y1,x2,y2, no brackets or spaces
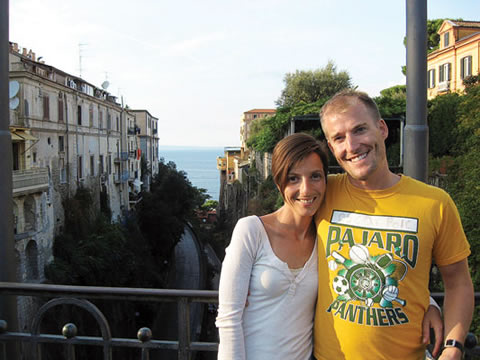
427,92,461,158
375,85,407,119
275,61,352,107
201,199,218,211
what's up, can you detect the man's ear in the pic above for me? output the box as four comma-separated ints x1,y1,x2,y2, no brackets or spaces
379,119,389,140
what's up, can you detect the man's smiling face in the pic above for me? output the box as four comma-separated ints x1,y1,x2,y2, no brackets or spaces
322,100,389,188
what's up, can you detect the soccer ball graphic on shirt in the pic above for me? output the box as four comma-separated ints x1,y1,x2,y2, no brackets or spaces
332,275,349,295
330,245,408,308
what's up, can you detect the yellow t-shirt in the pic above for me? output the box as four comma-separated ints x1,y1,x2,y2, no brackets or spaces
314,174,470,360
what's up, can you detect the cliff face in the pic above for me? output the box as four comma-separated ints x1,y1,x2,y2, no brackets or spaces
217,150,272,232
218,176,249,231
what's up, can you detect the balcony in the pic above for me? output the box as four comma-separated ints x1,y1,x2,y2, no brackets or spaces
114,152,129,163
437,81,450,92
128,126,141,135
13,168,49,196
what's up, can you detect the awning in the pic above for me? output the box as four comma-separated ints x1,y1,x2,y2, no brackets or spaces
11,132,23,141
14,131,38,141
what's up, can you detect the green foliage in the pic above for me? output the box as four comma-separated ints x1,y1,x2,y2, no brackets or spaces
247,176,282,216
427,92,461,157
276,61,352,107
463,75,480,89
379,85,406,100
138,159,209,259
247,62,352,153
247,99,328,153
201,199,218,211
375,87,406,119
428,83,480,333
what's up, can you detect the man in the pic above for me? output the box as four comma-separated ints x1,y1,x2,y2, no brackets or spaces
313,90,473,360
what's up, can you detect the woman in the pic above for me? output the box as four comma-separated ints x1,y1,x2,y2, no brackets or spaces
216,133,328,359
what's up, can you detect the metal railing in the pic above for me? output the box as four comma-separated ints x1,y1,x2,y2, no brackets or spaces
0,283,479,359
0,282,218,360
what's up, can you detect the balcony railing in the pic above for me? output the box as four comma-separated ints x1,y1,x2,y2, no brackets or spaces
12,168,49,196
0,282,218,360
0,283,478,359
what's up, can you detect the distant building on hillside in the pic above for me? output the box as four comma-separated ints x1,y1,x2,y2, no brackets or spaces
427,20,480,99
240,109,276,157
129,109,159,191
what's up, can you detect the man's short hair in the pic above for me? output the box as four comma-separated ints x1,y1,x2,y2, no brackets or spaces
320,90,381,137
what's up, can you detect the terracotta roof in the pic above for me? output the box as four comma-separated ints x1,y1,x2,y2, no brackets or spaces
450,20,480,28
244,109,276,114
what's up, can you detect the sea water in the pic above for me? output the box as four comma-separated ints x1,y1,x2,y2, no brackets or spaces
159,146,224,201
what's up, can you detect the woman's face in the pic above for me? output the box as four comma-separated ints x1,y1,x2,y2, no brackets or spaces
282,152,326,219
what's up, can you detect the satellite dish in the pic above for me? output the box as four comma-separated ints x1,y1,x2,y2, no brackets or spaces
101,81,110,90
9,80,20,98
9,97,20,110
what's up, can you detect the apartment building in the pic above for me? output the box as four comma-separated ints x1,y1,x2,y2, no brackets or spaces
427,20,480,99
8,41,158,284
129,110,159,191
240,109,276,156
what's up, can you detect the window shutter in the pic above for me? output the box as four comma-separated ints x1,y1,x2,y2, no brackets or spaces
432,69,436,87
439,65,444,82
461,58,465,79
447,63,451,81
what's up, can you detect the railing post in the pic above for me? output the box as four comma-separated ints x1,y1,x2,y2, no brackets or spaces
178,297,191,360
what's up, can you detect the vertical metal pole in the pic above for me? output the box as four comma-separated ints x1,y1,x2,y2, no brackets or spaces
404,0,429,182
178,297,191,360
0,0,20,358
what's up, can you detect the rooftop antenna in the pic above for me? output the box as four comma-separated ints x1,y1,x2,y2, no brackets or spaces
78,43,87,78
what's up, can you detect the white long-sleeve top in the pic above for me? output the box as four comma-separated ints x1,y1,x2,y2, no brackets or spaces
216,216,318,360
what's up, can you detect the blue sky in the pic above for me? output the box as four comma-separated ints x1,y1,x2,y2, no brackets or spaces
9,0,480,147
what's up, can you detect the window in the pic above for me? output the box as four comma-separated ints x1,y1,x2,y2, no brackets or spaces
78,155,83,179
107,155,112,174
116,116,119,131
59,158,66,183
461,55,472,80
58,97,64,122
107,113,111,130
33,152,37,163
89,105,94,127
439,63,451,82
99,155,104,174
427,69,436,88
43,95,50,120
90,155,95,176
99,110,103,129
24,99,29,117
444,32,449,47
77,105,82,125
59,136,64,152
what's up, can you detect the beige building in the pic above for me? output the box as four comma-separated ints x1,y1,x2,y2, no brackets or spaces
240,109,276,156
129,109,159,191
427,20,480,99
7,42,160,292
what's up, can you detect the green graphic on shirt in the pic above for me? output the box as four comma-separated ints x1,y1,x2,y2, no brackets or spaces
329,244,408,309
